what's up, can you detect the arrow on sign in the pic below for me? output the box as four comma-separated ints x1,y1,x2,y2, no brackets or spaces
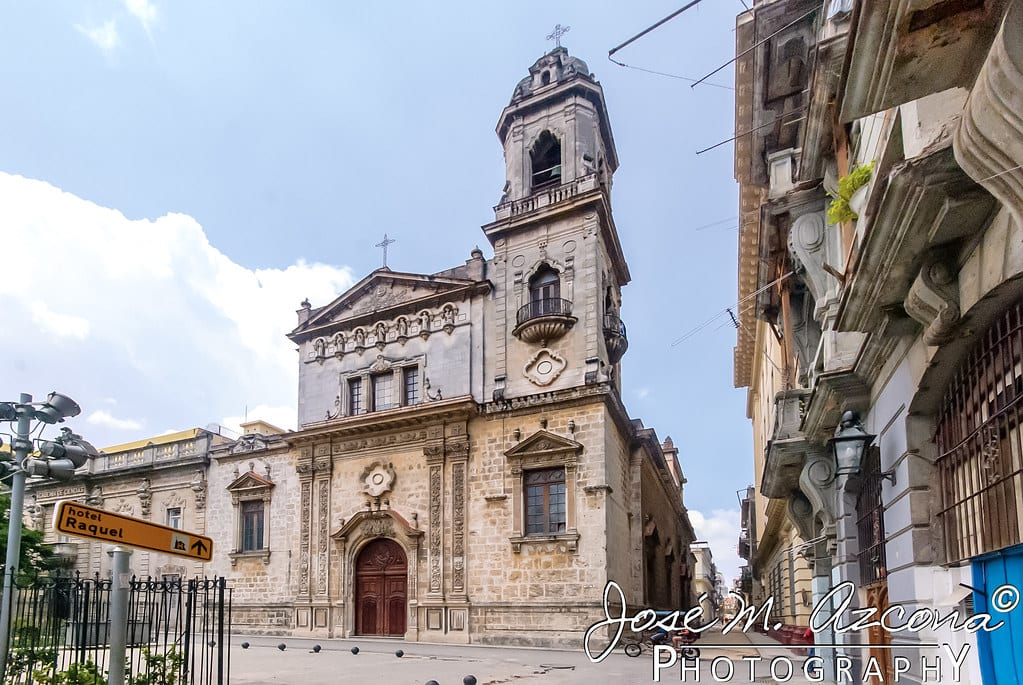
191,539,208,557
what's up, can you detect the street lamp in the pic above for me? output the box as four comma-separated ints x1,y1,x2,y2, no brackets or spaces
828,410,876,477
0,392,96,677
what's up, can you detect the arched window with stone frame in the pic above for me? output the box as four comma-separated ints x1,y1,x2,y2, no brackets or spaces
530,131,561,189
527,264,562,318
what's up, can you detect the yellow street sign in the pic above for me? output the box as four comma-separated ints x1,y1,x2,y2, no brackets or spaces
54,500,213,562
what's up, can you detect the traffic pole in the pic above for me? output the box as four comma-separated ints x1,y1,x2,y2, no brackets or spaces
108,547,132,685
0,393,33,677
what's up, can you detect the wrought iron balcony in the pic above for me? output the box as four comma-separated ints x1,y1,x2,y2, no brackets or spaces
513,297,576,345
603,314,628,364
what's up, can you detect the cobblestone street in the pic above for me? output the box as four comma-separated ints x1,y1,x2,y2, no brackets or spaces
228,630,818,685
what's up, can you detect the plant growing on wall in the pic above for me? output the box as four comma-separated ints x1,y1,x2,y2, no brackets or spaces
827,161,875,224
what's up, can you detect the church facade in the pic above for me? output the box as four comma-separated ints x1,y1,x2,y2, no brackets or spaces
27,49,696,648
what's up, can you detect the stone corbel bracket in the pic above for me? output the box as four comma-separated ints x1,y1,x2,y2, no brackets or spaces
904,249,961,346
798,447,837,532
954,1,1023,225
788,210,840,321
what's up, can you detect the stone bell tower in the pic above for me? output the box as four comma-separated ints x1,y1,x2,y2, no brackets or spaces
483,47,631,402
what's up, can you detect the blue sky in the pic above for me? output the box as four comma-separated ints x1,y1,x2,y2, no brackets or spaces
0,1,750,585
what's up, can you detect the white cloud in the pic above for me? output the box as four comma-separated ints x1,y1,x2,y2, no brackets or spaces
75,20,120,56
123,0,157,43
0,173,354,448
31,301,90,339
635,387,650,399
689,508,743,587
87,410,143,432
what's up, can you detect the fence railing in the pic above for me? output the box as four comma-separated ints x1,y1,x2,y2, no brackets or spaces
2,573,232,685
516,297,574,325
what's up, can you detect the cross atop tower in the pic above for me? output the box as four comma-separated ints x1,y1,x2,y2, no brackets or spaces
546,24,570,49
376,233,396,268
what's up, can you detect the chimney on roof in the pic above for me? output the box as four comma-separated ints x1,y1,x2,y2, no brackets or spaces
297,298,312,325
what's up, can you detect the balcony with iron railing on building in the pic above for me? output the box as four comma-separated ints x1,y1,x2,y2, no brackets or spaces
602,313,628,364
737,532,751,561
493,173,603,221
513,297,576,345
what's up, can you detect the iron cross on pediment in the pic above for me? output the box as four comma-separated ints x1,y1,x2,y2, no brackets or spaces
547,24,570,49
376,233,396,268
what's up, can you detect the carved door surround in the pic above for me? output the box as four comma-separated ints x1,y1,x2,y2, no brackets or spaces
331,510,423,640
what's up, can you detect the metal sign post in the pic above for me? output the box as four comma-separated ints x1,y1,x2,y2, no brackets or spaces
107,547,132,685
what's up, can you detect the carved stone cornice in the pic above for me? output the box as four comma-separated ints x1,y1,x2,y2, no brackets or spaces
837,145,994,337
801,368,870,444
292,396,477,443
841,0,1008,122
954,0,1023,225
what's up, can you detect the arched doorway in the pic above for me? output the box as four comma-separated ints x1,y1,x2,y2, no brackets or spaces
355,538,407,636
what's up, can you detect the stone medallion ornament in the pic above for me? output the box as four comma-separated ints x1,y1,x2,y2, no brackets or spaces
360,462,397,497
523,349,567,386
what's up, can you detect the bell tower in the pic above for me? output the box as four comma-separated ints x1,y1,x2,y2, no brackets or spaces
483,47,631,403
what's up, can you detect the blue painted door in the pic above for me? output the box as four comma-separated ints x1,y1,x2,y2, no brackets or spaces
973,544,1023,684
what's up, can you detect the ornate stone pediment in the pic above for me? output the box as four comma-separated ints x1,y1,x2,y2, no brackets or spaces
330,509,423,543
290,270,489,344
229,434,269,454
226,471,274,503
504,430,583,460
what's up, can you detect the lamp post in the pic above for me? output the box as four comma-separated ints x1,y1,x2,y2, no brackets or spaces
0,392,96,678
825,410,875,685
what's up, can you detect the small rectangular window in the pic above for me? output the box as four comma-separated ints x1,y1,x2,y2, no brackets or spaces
372,373,394,411
404,367,419,406
167,507,182,530
524,468,566,535
241,500,264,552
348,378,363,415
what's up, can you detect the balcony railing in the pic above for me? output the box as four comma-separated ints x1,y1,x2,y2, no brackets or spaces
517,297,573,325
513,297,576,345
494,174,600,220
603,314,629,364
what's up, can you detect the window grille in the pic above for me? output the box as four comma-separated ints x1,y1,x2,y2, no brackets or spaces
857,446,887,584
936,301,1023,562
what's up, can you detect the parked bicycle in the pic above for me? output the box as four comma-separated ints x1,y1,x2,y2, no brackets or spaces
622,627,700,660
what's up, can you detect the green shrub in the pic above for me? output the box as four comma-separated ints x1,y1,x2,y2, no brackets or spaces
827,161,875,224
32,660,106,685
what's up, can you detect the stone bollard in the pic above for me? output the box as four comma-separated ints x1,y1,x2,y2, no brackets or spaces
277,643,287,651
395,649,404,657
351,646,360,655
464,677,477,685
240,642,250,649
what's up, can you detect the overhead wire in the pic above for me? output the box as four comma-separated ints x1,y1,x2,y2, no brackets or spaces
606,0,733,91
690,6,820,89
671,271,794,347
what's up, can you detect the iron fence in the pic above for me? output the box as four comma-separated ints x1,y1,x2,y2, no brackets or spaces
3,573,231,685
